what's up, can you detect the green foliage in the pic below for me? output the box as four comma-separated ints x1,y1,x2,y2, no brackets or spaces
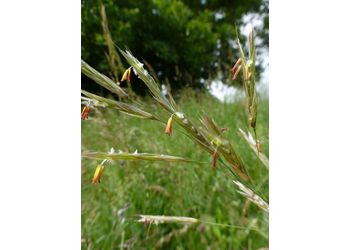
81,0,268,91
82,91,269,249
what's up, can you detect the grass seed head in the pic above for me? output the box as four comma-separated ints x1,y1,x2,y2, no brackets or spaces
137,215,199,225
81,60,128,98
81,90,160,121
200,116,250,180
233,181,269,213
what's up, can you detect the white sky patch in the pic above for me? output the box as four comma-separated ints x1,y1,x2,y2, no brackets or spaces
241,14,264,36
208,80,239,102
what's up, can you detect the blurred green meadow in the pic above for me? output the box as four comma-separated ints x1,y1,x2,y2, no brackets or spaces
81,90,269,249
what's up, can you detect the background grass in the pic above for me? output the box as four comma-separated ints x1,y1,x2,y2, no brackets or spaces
82,89,269,249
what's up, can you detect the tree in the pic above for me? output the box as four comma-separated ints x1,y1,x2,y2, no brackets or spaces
81,0,268,94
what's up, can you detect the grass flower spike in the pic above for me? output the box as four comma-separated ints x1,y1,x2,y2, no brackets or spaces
81,60,128,98
235,27,258,132
137,215,199,225
238,128,269,169
233,181,269,213
82,151,196,163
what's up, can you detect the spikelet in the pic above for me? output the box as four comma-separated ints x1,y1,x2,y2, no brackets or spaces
82,151,196,163
81,60,128,98
137,215,199,225
233,180,269,212
238,128,269,169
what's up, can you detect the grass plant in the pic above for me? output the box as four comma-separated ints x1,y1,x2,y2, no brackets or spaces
81,24,269,249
